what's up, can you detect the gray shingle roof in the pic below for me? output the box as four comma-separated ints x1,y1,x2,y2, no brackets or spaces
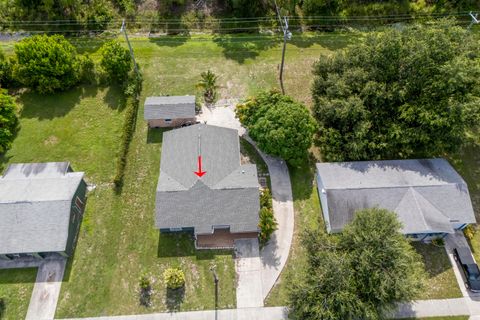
316,159,476,234
155,124,260,234
0,162,85,254
144,96,195,120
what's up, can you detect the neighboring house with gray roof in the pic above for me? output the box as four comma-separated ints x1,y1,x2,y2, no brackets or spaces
316,159,476,241
0,162,87,260
144,95,196,128
155,124,260,249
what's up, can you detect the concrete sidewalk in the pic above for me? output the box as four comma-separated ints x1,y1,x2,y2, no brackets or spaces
26,258,67,320
391,298,469,319
61,306,288,320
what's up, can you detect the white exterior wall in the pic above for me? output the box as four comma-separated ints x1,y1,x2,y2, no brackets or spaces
316,172,331,233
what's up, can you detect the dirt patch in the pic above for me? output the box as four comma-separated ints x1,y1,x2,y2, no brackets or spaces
44,135,59,146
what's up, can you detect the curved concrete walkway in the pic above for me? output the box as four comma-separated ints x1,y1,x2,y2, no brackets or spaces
198,104,295,302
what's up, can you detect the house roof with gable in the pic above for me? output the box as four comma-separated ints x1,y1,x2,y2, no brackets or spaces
155,124,260,234
316,159,476,234
0,162,85,254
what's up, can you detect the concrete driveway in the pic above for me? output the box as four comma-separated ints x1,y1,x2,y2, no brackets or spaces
26,258,67,320
234,238,263,308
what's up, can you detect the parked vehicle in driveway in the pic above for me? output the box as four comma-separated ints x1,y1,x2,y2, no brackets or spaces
453,247,480,292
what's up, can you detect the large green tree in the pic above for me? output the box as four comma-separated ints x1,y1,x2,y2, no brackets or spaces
0,49,12,88
288,208,425,320
0,89,18,153
236,90,317,165
13,34,81,93
312,20,480,162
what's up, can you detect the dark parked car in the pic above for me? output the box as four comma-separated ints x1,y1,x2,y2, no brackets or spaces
453,247,480,292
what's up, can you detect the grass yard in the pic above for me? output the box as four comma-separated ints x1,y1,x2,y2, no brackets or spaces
265,157,323,306
0,268,36,319
411,243,462,299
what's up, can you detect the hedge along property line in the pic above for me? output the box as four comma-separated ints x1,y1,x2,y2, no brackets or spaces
113,72,143,190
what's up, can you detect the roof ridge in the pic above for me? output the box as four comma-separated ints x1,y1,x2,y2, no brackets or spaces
325,182,463,191
408,187,430,231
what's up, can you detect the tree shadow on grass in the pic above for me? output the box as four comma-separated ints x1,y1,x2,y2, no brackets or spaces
103,85,127,111
411,242,452,278
19,85,99,120
157,232,196,258
148,35,191,48
288,154,316,202
0,268,37,284
157,232,234,259
147,127,167,144
289,32,356,51
166,287,185,311
213,34,280,64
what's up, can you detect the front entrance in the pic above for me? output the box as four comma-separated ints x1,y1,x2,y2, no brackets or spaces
196,229,258,249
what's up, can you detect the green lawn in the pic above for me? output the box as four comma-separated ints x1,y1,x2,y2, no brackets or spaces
265,157,322,306
0,268,36,320
412,242,462,299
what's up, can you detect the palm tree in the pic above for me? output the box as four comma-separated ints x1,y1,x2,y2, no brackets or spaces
196,70,220,105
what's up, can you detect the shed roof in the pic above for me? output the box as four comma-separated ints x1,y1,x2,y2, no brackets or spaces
155,124,260,234
144,95,196,120
0,162,85,254
316,159,476,234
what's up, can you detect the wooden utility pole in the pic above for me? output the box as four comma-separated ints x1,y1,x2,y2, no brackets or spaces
121,19,138,74
274,1,291,94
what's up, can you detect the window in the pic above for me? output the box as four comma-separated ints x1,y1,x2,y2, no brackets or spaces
165,119,172,123
74,196,84,213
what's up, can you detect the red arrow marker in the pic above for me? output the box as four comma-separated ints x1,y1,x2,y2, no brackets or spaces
194,155,206,177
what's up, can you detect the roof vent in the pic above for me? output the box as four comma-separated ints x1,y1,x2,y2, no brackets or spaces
241,170,245,174
321,188,326,194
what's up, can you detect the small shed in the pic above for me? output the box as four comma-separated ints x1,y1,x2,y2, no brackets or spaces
144,95,196,128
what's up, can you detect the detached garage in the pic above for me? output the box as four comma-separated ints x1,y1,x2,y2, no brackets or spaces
144,95,196,128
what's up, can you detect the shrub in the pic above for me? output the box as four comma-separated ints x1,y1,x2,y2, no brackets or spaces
260,188,272,210
258,207,277,246
113,72,143,189
13,34,80,93
236,90,317,166
464,224,476,240
100,40,132,83
139,274,151,290
0,50,12,88
431,238,445,247
196,70,219,104
78,54,96,84
163,268,185,290
0,90,18,154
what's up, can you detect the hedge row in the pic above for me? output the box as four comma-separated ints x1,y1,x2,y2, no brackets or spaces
113,72,143,190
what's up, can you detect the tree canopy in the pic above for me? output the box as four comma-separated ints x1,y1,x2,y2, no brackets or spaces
236,90,317,166
13,34,81,93
0,89,18,153
312,20,480,162
100,40,132,83
288,208,425,320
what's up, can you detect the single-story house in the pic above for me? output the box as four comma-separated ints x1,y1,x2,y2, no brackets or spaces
0,162,87,260
144,95,196,128
316,158,476,241
155,124,260,249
